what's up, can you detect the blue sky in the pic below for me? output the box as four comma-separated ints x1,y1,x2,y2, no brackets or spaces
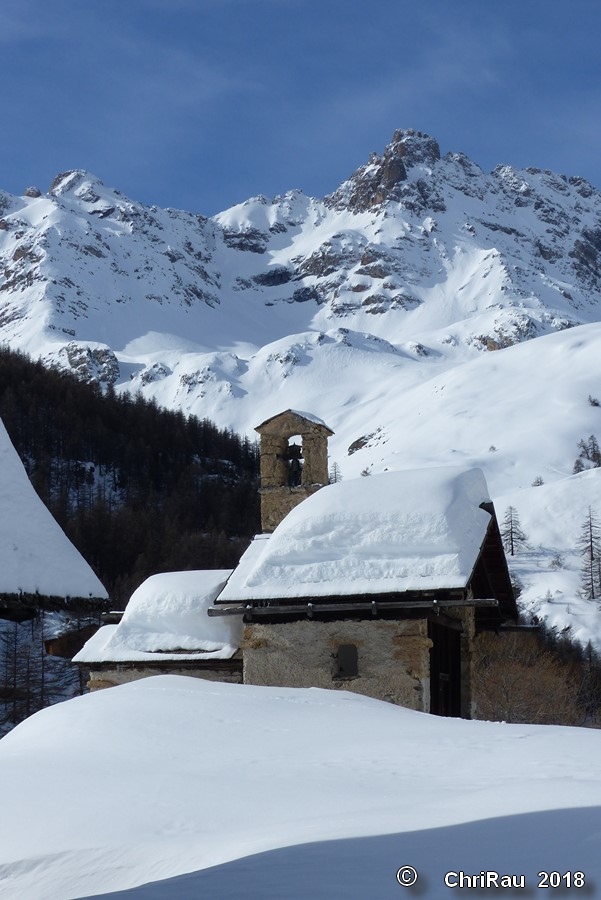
1,0,600,215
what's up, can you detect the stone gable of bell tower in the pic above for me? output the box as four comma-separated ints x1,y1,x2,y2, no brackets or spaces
255,409,334,533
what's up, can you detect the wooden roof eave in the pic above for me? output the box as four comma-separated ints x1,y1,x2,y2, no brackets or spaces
0,591,109,619
471,503,518,628
77,656,243,672
209,591,499,621
213,586,468,607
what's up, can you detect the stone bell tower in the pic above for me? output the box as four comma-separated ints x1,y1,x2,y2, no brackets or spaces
255,410,334,533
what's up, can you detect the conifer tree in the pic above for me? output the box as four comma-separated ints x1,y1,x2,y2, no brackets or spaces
576,435,601,469
500,506,528,556
329,462,342,483
577,507,601,602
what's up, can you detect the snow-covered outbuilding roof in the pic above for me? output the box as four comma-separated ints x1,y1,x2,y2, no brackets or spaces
0,417,107,603
74,570,241,663
216,467,496,603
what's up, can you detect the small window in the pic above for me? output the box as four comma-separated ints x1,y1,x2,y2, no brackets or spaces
335,644,358,679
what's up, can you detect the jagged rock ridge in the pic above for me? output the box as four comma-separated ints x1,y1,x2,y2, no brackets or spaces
0,127,600,454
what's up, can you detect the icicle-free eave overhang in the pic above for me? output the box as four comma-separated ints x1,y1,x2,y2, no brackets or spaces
0,591,108,623
208,591,499,621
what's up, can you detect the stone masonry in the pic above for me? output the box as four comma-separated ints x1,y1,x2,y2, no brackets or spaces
255,410,334,533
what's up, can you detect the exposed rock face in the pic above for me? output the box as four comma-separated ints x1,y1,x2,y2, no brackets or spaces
49,170,85,196
570,227,601,283
252,266,292,286
138,361,171,385
222,226,268,253
57,343,120,385
326,129,441,211
389,128,441,166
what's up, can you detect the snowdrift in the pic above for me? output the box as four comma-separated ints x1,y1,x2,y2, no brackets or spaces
0,675,599,898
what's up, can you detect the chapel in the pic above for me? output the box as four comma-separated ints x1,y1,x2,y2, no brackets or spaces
76,410,517,719
209,410,517,717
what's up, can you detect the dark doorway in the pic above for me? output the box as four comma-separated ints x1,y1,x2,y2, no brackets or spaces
428,619,461,717
334,644,359,679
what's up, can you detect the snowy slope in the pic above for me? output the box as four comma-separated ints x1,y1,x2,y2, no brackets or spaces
0,417,107,599
1,129,600,423
0,676,599,899
2,129,601,638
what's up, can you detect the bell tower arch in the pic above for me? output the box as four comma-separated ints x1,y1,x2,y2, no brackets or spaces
255,409,334,533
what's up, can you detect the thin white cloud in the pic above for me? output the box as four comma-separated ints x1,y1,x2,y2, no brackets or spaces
274,14,513,170
0,3,60,43
119,38,260,107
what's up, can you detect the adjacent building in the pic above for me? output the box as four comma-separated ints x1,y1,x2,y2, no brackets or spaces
0,417,108,621
73,570,242,689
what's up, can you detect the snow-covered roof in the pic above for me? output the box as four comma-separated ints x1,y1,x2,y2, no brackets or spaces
74,570,240,663
287,409,331,428
255,408,334,434
217,467,493,602
0,418,107,600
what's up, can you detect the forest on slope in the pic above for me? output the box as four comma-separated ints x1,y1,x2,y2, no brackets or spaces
0,347,260,604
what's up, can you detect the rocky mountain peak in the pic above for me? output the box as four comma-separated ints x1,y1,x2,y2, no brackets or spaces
388,128,441,167
49,169,92,196
47,170,121,210
326,128,441,212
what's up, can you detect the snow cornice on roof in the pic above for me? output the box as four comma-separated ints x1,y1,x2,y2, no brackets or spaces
214,467,507,607
74,570,242,664
73,624,241,665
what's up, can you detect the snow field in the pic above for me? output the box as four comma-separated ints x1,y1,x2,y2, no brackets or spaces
0,675,600,898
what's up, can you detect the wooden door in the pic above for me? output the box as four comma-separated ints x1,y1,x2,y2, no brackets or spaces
428,619,461,717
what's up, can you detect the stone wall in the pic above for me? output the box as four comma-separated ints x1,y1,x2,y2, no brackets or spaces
256,411,331,487
259,484,322,534
85,663,243,691
242,618,432,710
256,410,333,532
258,433,289,487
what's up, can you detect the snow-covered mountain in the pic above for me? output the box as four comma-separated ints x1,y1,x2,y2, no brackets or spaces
3,128,601,639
